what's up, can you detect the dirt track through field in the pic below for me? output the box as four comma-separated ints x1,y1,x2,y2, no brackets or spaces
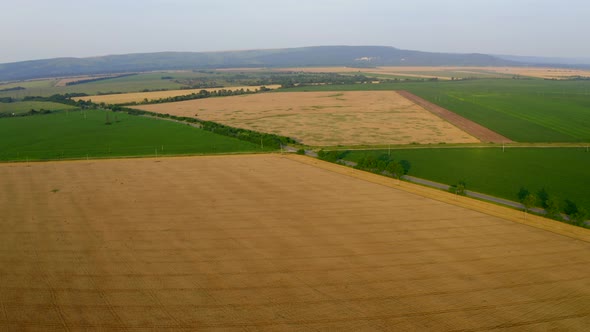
398,90,514,143
0,154,589,330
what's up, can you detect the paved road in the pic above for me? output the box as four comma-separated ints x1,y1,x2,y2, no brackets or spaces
322,156,548,214
403,175,550,213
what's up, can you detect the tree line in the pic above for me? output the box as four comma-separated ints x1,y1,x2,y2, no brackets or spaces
114,106,296,149
64,74,136,86
0,86,25,92
517,187,588,227
23,93,94,108
318,151,410,181
117,87,271,106
0,108,53,118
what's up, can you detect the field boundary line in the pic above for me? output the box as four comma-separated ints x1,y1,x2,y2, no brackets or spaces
397,90,513,144
319,143,590,151
284,154,590,243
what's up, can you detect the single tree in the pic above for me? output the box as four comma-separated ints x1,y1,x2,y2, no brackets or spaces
563,199,579,216
400,160,411,175
517,187,530,203
456,181,467,196
394,162,405,179
387,161,405,185
522,193,537,219
537,188,549,208
545,196,562,220
570,207,588,227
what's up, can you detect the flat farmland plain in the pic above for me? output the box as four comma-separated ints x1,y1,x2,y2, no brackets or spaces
1,154,589,330
277,66,590,79
136,91,479,146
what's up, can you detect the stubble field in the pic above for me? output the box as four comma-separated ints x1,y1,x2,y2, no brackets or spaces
136,91,479,146
1,154,589,330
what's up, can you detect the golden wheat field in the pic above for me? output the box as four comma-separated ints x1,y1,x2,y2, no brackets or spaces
0,154,589,330
75,85,281,104
136,91,479,146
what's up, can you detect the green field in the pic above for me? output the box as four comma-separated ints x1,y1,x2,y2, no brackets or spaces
0,78,57,90
343,147,590,211
0,101,77,115
284,79,590,143
0,110,268,161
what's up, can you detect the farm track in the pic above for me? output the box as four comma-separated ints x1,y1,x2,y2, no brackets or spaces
398,90,514,143
0,154,589,330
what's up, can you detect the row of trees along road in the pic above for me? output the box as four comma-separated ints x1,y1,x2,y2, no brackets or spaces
518,187,588,227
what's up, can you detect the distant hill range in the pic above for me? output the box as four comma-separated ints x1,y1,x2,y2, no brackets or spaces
0,46,586,81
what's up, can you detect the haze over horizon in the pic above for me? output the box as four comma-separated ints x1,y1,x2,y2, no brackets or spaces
2,0,589,64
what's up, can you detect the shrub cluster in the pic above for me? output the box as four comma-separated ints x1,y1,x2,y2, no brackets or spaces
318,151,410,179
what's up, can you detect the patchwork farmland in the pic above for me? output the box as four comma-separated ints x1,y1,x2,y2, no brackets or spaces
0,154,589,330
136,91,480,146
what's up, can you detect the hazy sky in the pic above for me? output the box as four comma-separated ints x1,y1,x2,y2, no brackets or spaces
1,0,589,63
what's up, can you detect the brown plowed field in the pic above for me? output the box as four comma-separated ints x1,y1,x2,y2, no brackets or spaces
1,154,589,330
398,90,513,143
135,91,479,146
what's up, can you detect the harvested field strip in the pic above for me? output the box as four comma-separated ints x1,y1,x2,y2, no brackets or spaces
398,90,513,143
1,154,589,330
76,85,281,104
